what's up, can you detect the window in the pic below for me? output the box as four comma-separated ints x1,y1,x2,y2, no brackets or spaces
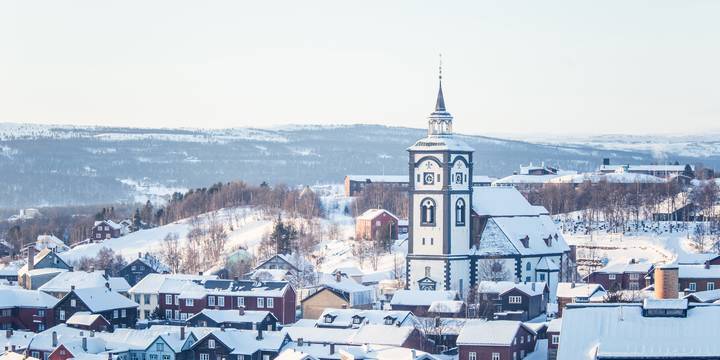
71,299,76,307
238,297,245,307
527,262,532,271
454,172,464,184
629,273,640,280
266,298,274,308
38,324,45,331
468,352,477,360
31,352,40,359
156,343,164,351
629,282,639,290
217,296,225,307
491,353,500,360
262,355,270,360
520,336,524,343
708,282,716,291
422,238,426,245
257,298,265,308
113,310,119,319
509,296,522,304
121,309,126,318
353,317,361,324
144,294,151,305
38,309,45,317
208,339,215,349
200,354,209,360
162,356,169,360
135,295,141,303
180,312,188,320
131,265,136,271
144,310,150,319
166,295,173,305
425,266,431,277
455,198,466,226
539,273,546,281
208,296,215,306
552,334,560,344
608,274,616,280
689,282,697,291
96,233,102,239
186,299,194,307
174,295,179,306
165,309,173,319
525,276,531,283
420,198,436,226
59,310,65,320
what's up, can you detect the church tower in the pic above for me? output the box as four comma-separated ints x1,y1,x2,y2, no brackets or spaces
406,64,474,295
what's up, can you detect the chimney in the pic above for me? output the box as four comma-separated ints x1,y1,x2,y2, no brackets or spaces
71,285,76,291
198,272,203,276
329,343,335,355
138,252,142,259
105,282,110,290
90,331,95,337
180,327,185,340
531,282,536,291
411,349,417,359
335,272,342,282
52,331,58,347
108,353,112,360
82,337,87,351
603,158,610,166
654,265,679,299
27,246,34,271
705,262,710,269
297,338,304,347
256,326,263,340
570,282,576,289
6,329,13,338
238,306,245,316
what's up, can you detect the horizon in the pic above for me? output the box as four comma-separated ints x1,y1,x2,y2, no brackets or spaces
3,1,720,135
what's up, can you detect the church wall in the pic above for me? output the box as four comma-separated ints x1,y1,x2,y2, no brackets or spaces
449,259,471,297
474,258,516,282
412,193,445,256
408,258,447,290
449,193,470,255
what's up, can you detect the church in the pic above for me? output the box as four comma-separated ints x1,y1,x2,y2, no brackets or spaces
405,72,572,300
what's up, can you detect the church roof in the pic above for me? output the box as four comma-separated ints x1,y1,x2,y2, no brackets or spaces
407,135,473,152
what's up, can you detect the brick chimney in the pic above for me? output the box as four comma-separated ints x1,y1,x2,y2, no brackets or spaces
82,337,87,351
256,325,263,340
52,331,58,347
180,327,185,340
654,265,679,299
238,306,245,316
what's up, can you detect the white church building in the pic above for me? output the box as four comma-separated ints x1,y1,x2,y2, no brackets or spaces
405,72,572,300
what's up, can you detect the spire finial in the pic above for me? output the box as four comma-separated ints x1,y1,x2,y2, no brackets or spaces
439,53,443,82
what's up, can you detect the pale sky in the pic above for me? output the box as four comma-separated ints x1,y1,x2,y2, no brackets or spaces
2,1,720,135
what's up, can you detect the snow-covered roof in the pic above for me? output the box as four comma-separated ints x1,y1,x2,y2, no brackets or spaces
547,318,562,333
643,298,688,310
316,273,373,295
128,273,218,294
474,216,569,257
492,174,561,185
187,309,274,324
1,330,35,353
600,164,692,172
200,329,287,355
0,352,38,360
0,261,23,276
556,283,606,300
407,135,474,152
457,320,534,346
685,289,720,303
357,209,398,222
535,257,559,271
428,300,464,314
390,290,457,306
71,287,138,312
28,324,99,351
93,220,122,230
477,281,547,297
593,261,653,274
283,327,357,344
38,270,130,293
351,325,416,347
0,287,59,308
678,264,720,279
559,303,720,359
131,254,170,273
18,248,68,275
316,309,416,328
548,172,666,184
677,252,719,265
472,186,545,217
66,312,106,327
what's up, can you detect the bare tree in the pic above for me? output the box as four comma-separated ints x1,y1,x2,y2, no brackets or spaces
160,232,182,273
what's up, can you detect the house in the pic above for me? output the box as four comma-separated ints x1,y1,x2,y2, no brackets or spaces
555,283,606,317
0,287,58,332
249,253,313,282
546,318,561,360
187,328,290,360
38,270,131,298
301,273,374,320
0,241,15,258
426,300,466,318
90,220,122,241
278,344,440,360
389,290,459,317
128,273,218,321
314,309,416,329
684,289,720,303
0,262,22,283
18,248,72,290
585,260,652,291
678,263,720,293
54,286,139,329
118,253,170,287
160,278,296,324
186,309,278,330
599,159,694,179
1,330,35,355
64,312,111,332
556,299,720,360
25,324,104,360
475,281,549,321
457,320,537,360
34,236,70,254
355,209,398,241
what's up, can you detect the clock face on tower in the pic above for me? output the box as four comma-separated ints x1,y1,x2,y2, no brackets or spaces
423,172,435,185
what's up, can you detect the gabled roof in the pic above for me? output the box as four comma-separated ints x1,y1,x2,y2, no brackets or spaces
592,261,653,274
678,264,720,279
194,329,287,355
428,300,464,314
187,309,276,325
69,287,138,312
93,220,122,230
474,216,569,257
39,270,130,293
390,290,458,307
351,325,416,347
457,320,535,346
66,312,108,327
685,289,720,303
18,248,71,274
477,281,547,297
357,209,399,222
0,287,59,308
472,187,546,217
128,273,218,294
556,283,606,300
315,308,415,328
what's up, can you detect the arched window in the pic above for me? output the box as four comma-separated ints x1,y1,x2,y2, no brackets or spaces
420,198,436,226
455,198,466,226
526,262,532,271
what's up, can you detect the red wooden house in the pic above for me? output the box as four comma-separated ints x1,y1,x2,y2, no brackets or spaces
457,320,537,360
355,209,399,241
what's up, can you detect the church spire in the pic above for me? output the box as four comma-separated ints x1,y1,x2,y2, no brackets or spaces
428,54,453,136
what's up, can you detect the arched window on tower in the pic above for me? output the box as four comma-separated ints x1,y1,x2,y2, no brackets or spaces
455,198,466,226
421,198,436,226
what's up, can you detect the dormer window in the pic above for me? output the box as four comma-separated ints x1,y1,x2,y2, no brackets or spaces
544,236,552,247
352,316,362,325
384,317,396,325
324,315,335,323
520,236,530,248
